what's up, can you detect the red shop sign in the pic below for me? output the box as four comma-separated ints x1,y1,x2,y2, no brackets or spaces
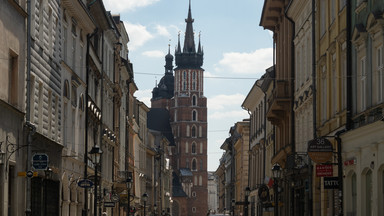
316,164,333,177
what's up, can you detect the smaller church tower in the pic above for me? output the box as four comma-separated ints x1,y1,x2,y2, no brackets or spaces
151,45,175,109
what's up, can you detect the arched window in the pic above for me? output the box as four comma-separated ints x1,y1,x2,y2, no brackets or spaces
365,170,373,215
191,142,196,154
191,126,196,138
192,110,197,121
192,95,197,106
63,80,69,98
186,158,190,168
192,159,197,171
79,94,84,111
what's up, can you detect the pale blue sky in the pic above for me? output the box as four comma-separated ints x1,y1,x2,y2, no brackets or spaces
104,0,273,171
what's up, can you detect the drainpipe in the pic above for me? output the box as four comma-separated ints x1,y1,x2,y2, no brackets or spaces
309,0,316,215
25,0,35,215
346,0,352,130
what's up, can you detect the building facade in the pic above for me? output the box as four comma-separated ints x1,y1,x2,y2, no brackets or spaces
0,1,27,215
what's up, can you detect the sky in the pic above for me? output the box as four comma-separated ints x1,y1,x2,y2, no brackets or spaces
104,0,273,171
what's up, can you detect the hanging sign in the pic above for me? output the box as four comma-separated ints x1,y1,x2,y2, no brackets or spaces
308,138,333,163
323,177,339,189
316,164,333,177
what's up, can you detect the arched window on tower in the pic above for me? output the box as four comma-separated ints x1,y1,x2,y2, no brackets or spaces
192,110,197,121
192,142,196,154
191,126,196,138
192,95,197,106
192,158,197,171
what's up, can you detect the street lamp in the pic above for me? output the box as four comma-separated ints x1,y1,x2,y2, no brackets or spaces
244,186,251,216
142,192,148,216
272,163,282,216
89,145,103,216
126,172,133,216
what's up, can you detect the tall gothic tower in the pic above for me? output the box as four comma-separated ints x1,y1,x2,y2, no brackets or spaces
151,1,207,215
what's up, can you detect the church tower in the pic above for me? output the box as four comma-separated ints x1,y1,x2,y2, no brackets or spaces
151,1,207,215
170,1,208,215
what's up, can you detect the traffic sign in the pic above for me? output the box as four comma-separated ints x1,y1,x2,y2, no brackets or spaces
78,179,94,188
32,153,49,170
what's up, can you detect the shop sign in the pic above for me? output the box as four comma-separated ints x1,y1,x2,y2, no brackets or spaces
78,179,94,188
344,158,356,166
323,177,339,189
104,202,115,207
308,138,333,163
316,164,333,177
258,184,269,202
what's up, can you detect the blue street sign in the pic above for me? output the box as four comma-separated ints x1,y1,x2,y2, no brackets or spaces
32,153,49,170
78,179,94,188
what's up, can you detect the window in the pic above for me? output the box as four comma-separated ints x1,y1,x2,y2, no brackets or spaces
63,80,69,98
192,71,196,90
200,159,203,170
71,84,77,107
200,142,203,154
9,51,18,106
332,53,337,116
186,142,189,153
366,170,372,215
360,57,367,111
352,173,357,215
192,142,196,154
339,0,346,10
192,95,197,106
192,192,196,197
192,159,197,171
38,82,43,131
30,76,35,122
191,126,196,138
79,94,84,111
320,0,326,37
321,65,327,123
341,50,347,110
192,207,196,213
192,110,197,121
186,158,189,168
199,175,202,186
72,34,76,70
330,0,336,23
63,26,68,62
377,46,384,103
48,90,52,135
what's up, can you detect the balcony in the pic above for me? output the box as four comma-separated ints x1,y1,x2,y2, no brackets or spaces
267,80,292,125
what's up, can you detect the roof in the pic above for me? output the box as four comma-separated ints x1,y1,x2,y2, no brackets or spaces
179,168,193,176
147,108,175,146
172,172,188,197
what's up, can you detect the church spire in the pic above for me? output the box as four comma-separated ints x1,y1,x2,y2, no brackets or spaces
183,0,196,53
175,0,203,69
198,31,202,54
165,42,174,73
